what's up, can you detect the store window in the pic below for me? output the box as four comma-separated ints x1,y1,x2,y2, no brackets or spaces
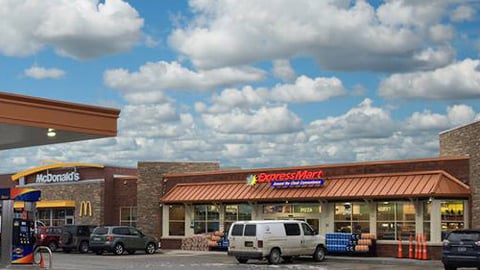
38,208,74,226
224,204,252,233
334,202,370,233
441,200,464,240
377,201,415,240
263,203,321,232
193,205,219,234
169,205,185,236
423,201,431,241
120,207,137,227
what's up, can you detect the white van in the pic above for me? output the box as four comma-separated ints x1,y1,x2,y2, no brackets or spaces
227,220,326,264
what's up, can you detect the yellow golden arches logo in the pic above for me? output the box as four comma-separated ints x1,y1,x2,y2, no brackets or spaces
79,201,92,217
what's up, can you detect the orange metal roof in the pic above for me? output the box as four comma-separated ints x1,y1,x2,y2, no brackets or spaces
160,170,470,203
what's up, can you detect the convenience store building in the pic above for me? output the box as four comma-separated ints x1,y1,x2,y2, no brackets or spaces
136,120,480,259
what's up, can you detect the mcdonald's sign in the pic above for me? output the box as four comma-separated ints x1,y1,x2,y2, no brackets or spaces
79,201,92,217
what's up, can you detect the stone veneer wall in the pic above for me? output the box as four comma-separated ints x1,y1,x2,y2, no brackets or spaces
136,162,219,239
33,182,104,226
440,120,480,228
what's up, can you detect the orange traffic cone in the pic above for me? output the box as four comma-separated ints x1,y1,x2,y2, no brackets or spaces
415,234,421,259
422,234,428,260
39,253,45,268
408,234,413,259
397,235,403,258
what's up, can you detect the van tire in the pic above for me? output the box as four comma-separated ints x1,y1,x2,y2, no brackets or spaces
268,248,282,264
236,257,248,264
313,246,326,262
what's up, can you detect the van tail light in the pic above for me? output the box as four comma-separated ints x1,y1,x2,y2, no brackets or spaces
106,235,113,241
257,240,263,248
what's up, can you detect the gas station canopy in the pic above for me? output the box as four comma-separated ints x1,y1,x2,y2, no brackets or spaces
0,91,120,150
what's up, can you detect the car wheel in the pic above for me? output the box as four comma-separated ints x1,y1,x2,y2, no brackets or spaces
267,248,282,265
236,257,248,264
127,249,136,255
62,248,71,253
145,242,156,254
282,256,293,263
79,241,89,254
114,243,124,255
313,246,326,262
95,250,104,255
48,241,58,252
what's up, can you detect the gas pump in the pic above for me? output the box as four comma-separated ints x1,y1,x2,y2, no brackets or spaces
0,187,41,266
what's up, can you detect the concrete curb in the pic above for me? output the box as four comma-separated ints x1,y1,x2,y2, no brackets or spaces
161,250,443,266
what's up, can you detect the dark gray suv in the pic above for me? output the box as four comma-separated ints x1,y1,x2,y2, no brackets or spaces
89,226,159,255
442,230,480,270
59,225,97,253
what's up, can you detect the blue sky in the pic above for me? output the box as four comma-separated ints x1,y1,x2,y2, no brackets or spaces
1,0,480,173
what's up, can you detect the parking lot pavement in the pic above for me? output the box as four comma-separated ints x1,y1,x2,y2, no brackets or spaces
0,250,444,270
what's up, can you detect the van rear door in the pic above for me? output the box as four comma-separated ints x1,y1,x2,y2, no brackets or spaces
228,223,244,251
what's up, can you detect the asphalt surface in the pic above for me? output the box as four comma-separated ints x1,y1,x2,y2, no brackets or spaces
1,250,447,270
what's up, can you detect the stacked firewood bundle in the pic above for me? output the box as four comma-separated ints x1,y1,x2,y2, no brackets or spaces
181,235,210,251
181,231,225,251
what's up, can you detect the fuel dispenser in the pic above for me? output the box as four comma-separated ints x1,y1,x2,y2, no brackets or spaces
0,187,41,266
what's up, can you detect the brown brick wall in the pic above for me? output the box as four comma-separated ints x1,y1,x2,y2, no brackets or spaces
34,182,104,226
111,178,137,225
102,167,137,225
440,120,480,228
137,162,219,239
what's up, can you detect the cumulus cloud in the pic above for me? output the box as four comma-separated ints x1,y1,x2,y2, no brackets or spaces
271,75,346,103
450,5,476,22
272,59,296,82
168,0,455,71
403,104,478,132
202,106,303,134
429,24,454,43
24,65,65,79
104,61,265,93
379,58,480,100
0,0,143,59
196,86,269,114
307,99,395,141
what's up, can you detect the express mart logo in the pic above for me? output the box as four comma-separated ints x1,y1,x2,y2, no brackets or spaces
246,170,325,188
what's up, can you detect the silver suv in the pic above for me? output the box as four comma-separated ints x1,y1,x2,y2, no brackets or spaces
89,226,159,255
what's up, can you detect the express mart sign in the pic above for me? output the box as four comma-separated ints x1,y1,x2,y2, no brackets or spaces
36,172,80,184
246,170,325,188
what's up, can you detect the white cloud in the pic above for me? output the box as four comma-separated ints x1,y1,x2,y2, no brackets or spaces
403,104,478,135
450,5,476,22
307,99,395,141
379,58,480,100
24,66,65,79
0,0,143,59
429,24,454,43
271,75,346,103
168,0,455,71
272,59,296,82
196,86,269,114
104,61,265,93
202,106,303,134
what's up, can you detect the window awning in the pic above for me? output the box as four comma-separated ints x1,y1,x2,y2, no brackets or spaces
160,170,470,204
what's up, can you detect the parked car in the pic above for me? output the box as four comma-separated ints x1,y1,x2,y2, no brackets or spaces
227,220,326,264
36,226,62,252
442,229,480,270
89,226,159,255
59,225,96,253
